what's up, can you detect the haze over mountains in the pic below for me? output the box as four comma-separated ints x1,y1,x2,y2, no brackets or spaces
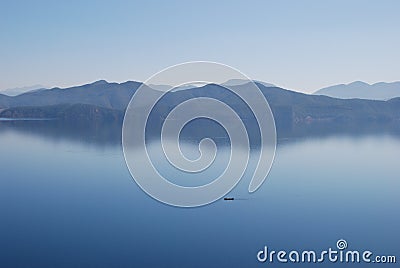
0,85,46,96
3,79,400,101
1,80,399,140
314,81,400,100
222,79,275,88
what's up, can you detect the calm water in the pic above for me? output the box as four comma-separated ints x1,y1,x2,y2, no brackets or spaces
0,124,399,267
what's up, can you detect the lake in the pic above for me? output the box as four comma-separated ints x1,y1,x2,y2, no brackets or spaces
0,122,399,267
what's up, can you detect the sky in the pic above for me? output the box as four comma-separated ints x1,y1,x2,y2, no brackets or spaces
0,0,399,93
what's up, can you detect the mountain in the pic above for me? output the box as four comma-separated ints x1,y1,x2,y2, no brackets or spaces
314,81,400,100
222,79,275,88
0,85,46,96
0,80,143,110
148,83,207,91
0,80,399,139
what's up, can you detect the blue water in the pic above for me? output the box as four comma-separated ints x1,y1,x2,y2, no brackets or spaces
0,126,399,267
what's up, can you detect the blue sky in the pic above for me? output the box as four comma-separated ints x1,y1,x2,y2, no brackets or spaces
0,0,399,93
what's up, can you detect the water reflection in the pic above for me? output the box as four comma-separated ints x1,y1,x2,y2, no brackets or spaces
2,119,400,146
0,121,399,267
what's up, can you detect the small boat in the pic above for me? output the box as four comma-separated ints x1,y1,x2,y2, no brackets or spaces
224,197,234,201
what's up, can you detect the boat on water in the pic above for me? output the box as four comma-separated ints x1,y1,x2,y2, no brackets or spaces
223,197,234,201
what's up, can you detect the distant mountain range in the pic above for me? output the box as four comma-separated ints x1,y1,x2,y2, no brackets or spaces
222,79,275,88
4,79,400,100
0,85,46,96
0,80,141,110
1,80,399,140
314,81,400,100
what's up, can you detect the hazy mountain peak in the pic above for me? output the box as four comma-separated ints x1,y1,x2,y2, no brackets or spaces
314,81,400,100
0,85,46,96
348,81,369,86
222,79,275,88
148,82,210,92
90,80,109,86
